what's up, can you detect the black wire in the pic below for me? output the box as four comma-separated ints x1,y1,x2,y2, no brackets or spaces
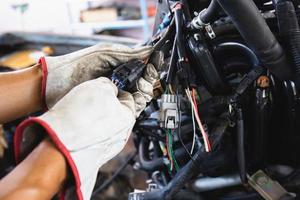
180,0,191,21
166,0,172,14
174,8,186,59
169,2,194,161
91,152,137,197
153,18,175,51
166,37,178,84
176,88,195,162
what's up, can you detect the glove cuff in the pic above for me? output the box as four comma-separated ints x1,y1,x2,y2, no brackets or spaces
14,117,83,200
39,57,49,110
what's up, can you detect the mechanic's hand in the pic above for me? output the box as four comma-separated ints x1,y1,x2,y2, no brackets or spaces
40,43,153,108
132,63,159,118
14,77,142,200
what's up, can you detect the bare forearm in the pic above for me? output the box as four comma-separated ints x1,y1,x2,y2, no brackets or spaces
0,138,68,200
0,64,43,123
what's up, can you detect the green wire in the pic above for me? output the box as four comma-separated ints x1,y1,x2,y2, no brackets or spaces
168,129,180,171
165,130,173,173
165,86,169,94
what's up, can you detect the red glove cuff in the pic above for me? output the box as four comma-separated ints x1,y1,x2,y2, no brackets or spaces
39,57,49,110
14,117,84,200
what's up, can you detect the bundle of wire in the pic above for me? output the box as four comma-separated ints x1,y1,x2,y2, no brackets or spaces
166,129,180,172
185,88,212,152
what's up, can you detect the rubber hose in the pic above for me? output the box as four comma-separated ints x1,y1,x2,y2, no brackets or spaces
139,137,166,171
276,0,300,87
138,137,192,172
173,190,205,200
214,42,260,68
200,0,221,24
216,0,292,80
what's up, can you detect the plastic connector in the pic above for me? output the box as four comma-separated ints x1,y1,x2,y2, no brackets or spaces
159,94,179,129
111,59,146,90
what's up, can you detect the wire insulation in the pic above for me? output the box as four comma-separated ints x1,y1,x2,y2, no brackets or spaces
185,88,212,152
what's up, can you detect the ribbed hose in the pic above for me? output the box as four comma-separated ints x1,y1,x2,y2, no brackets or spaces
276,0,300,87
216,0,292,80
290,33,300,77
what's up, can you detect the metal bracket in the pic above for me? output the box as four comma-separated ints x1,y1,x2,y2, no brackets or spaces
205,25,216,39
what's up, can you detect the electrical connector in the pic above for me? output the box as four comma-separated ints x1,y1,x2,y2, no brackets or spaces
111,59,146,90
159,94,179,129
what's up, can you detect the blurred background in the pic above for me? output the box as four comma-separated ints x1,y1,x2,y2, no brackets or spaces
0,0,156,41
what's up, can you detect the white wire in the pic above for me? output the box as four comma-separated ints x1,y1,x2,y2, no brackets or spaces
185,89,210,152
190,99,196,154
185,89,197,154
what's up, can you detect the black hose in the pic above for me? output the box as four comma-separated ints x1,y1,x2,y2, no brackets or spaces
236,108,247,184
136,119,160,129
214,42,260,68
216,0,292,80
200,0,221,24
276,0,300,88
139,137,166,171
138,137,192,171
172,190,205,200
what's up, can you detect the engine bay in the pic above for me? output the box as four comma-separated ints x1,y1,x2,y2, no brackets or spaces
125,0,300,199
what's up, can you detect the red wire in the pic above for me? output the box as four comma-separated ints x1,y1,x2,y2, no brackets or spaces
192,89,212,151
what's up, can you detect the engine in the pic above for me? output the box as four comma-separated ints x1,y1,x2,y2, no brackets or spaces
126,0,300,199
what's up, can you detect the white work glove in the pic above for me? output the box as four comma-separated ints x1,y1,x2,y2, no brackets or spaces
14,78,135,200
39,43,153,108
132,63,159,117
14,74,158,200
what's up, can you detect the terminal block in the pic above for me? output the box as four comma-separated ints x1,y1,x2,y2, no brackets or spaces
159,94,179,129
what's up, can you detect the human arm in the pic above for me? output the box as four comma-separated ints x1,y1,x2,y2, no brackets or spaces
0,138,67,200
0,44,156,200
0,64,43,124
0,43,152,124
10,63,157,200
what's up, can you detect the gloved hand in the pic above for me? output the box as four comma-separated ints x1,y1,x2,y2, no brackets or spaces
132,63,159,117
14,74,157,200
15,78,135,200
40,43,153,108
